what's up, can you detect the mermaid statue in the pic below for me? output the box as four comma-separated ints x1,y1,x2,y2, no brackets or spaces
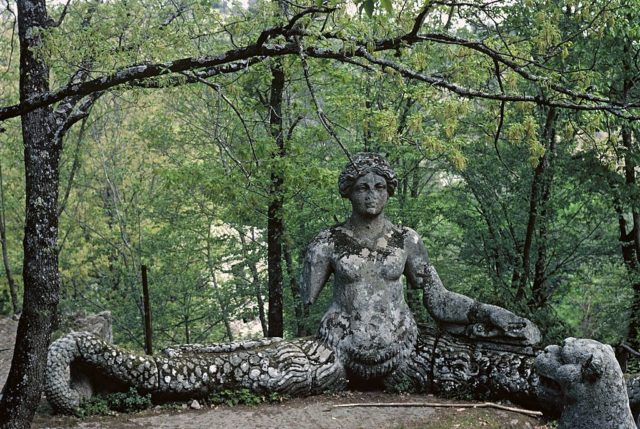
48,153,628,420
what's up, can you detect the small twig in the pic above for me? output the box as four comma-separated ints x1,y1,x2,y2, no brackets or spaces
620,342,640,358
57,114,89,218
161,2,187,28
328,402,543,418
491,58,517,178
297,39,357,171
49,0,73,27
0,348,10,353
2,1,16,75
286,115,304,140
181,72,259,167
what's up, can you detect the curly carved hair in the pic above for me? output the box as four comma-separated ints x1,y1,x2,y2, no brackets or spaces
338,152,398,198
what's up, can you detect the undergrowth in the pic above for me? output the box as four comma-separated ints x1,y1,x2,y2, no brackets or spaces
208,388,289,406
75,387,152,417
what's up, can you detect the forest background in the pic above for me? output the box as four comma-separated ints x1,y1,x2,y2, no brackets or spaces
1,0,640,427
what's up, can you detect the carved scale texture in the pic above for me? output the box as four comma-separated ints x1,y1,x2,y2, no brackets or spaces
384,325,540,409
44,328,640,416
45,332,346,414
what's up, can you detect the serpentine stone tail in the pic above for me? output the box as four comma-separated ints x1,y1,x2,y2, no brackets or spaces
45,332,346,414
45,327,640,418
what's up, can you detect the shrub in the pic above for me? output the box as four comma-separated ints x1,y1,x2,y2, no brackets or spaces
74,388,152,417
209,388,289,406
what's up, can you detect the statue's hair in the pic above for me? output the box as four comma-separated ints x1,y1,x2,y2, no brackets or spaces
338,152,398,198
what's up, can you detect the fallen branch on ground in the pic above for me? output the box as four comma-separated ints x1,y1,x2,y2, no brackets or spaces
328,401,543,417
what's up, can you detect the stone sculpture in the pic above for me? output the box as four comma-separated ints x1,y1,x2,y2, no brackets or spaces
44,153,638,420
305,152,540,383
535,338,636,429
70,310,113,343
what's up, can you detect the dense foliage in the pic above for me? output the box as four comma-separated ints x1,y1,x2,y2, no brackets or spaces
1,0,640,354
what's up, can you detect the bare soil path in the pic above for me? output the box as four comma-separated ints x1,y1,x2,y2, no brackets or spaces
32,392,547,429
1,316,551,429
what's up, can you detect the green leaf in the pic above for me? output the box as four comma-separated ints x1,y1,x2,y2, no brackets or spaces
381,0,393,14
363,0,374,17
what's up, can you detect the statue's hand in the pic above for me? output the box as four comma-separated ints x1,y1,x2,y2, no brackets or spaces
466,303,541,345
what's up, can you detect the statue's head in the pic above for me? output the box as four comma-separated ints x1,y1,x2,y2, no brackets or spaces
338,152,398,198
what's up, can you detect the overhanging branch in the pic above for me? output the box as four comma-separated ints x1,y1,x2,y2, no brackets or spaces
2,5,639,121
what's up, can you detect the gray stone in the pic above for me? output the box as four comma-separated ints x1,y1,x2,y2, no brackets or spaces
535,337,635,429
42,153,634,420
302,153,539,381
70,311,113,343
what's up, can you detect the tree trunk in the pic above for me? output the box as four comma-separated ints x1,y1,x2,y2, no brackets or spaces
612,38,640,348
531,112,558,309
140,265,153,355
0,1,60,427
267,64,285,338
283,237,307,336
516,107,557,301
0,162,19,315
619,125,640,347
205,236,234,342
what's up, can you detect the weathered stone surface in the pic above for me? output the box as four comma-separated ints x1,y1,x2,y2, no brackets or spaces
42,153,631,419
45,326,640,417
45,332,347,413
535,338,636,429
71,311,113,343
302,153,539,383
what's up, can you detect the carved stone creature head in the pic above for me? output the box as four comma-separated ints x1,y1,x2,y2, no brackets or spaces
535,337,635,429
338,153,398,198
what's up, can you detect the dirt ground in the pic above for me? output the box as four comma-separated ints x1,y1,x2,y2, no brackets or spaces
1,316,551,429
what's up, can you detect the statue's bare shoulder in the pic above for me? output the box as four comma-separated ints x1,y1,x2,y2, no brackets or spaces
397,226,430,265
305,226,339,256
399,226,420,245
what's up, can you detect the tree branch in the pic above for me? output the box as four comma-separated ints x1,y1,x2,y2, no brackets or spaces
297,41,356,168
48,0,73,28
354,48,640,119
180,71,259,168
57,115,89,218
1,5,639,122
54,91,103,143
330,401,543,417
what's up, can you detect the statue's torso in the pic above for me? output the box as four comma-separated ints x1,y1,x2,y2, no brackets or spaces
317,224,418,379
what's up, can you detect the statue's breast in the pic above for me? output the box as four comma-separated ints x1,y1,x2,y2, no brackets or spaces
333,245,406,283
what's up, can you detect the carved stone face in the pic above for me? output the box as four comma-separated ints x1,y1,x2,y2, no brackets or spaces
534,337,635,429
348,172,389,217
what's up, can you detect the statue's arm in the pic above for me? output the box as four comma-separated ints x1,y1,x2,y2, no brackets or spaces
403,228,541,345
403,228,474,324
301,230,333,305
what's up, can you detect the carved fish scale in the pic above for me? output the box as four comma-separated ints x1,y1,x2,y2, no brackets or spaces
44,326,640,415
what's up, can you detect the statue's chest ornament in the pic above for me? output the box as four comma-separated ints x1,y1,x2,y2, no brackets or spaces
332,228,405,281
333,226,404,257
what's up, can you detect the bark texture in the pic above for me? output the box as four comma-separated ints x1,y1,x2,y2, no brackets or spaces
0,1,60,428
267,64,285,337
